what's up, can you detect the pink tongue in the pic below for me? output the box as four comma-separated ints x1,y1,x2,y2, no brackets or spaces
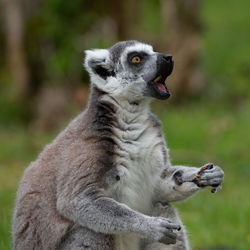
156,82,167,93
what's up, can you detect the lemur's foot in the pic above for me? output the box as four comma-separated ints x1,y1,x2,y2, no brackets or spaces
193,163,224,193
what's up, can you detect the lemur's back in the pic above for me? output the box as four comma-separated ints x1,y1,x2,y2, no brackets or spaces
12,88,118,249
12,115,81,249
12,150,71,249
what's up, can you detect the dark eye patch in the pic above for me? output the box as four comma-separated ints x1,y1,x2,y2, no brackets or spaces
127,51,148,66
94,66,115,80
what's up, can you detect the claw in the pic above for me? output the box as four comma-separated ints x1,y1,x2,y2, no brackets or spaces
198,163,213,175
194,173,201,186
194,163,223,192
200,166,208,172
194,164,213,187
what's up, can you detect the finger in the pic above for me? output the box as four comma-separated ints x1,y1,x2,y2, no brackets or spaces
160,221,181,230
203,165,223,172
160,235,177,245
199,172,224,180
202,169,224,176
161,230,177,240
211,185,222,193
159,228,177,239
202,168,223,173
200,178,223,186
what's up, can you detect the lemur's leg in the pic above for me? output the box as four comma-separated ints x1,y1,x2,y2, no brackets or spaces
157,163,224,203
143,203,189,250
56,225,114,250
57,191,181,245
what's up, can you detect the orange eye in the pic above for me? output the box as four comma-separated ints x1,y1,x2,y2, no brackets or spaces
131,56,141,64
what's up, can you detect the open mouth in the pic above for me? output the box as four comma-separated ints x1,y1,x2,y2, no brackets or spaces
144,53,174,100
150,63,173,99
153,74,169,94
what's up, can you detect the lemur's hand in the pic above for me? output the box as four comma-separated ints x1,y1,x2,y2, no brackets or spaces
193,163,224,193
145,216,181,245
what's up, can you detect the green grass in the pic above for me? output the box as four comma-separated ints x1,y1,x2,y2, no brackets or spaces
202,0,250,100
1,101,250,249
155,100,250,250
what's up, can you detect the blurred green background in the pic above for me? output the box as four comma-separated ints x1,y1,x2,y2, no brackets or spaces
0,0,250,249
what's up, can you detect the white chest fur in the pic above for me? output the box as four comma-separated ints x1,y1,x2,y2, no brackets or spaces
114,104,164,210
108,100,166,250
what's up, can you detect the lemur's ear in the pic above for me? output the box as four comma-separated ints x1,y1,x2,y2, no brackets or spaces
84,49,115,80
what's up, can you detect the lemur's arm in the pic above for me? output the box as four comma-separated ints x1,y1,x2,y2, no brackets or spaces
157,163,224,203
57,180,180,245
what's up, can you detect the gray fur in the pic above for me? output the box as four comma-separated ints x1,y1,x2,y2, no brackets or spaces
144,203,189,250
12,41,224,250
109,40,138,64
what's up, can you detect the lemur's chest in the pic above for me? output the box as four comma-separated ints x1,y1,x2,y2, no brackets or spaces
111,113,166,214
110,113,166,250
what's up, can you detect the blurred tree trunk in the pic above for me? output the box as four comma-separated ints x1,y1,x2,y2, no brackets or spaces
109,0,142,40
1,0,30,99
160,0,204,99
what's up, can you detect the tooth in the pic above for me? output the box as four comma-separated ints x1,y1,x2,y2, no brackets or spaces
154,75,162,83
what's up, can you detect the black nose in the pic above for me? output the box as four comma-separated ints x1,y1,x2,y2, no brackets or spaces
163,54,173,63
156,53,174,72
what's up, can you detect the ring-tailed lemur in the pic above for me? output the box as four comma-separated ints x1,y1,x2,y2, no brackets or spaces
12,40,224,250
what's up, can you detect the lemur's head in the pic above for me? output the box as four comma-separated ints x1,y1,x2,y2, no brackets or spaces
84,40,173,101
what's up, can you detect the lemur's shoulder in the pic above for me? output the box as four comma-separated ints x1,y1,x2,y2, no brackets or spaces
148,112,162,128
148,112,170,167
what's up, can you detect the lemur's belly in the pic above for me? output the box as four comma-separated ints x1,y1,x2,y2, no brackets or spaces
112,123,165,250
114,152,160,250
114,125,163,213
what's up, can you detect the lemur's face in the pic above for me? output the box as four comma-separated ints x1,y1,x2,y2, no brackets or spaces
85,40,173,101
